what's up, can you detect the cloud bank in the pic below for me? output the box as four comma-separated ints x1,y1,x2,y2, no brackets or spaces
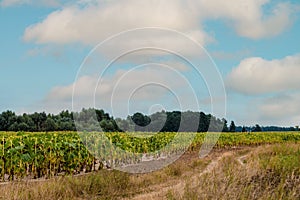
0,0,65,7
23,0,296,46
226,54,300,95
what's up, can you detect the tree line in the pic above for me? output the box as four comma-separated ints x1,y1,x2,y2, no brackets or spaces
0,108,294,132
116,111,237,132
0,109,118,132
237,125,297,132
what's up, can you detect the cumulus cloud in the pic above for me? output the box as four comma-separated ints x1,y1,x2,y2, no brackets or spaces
197,0,295,39
1,0,29,7
233,2,294,39
22,0,297,47
23,0,211,46
226,54,300,95
44,63,200,116
0,0,65,7
258,93,300,125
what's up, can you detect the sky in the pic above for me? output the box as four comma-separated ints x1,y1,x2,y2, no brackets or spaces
1,0,300,126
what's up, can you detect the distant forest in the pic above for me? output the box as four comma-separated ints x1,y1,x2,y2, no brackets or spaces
0,108,297,132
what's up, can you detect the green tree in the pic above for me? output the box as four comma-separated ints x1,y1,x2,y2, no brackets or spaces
0,110,16,131
253,124,262,132
18,122,30,131
222,119,229,132
229,121,236,132
198,112,209,132
99,120,114,132
31,112,47,131
44,118,58,131
242,126,247,132
131,113,151,131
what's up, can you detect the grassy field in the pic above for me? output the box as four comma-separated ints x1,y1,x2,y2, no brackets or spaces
0,132,299,199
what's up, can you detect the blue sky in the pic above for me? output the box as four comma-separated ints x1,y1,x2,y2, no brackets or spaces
1,0,300,126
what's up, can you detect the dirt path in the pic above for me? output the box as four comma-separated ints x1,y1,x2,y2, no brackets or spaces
128,150,248,200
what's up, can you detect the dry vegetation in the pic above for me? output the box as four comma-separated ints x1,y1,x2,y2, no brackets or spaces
0,143,299,200
167,143,300,200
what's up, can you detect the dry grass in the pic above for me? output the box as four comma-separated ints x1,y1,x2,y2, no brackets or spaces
0,170,130,200
168,143,300,200
1,143,299,200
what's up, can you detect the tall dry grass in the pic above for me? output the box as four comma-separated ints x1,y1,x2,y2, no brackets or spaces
169,143,300,200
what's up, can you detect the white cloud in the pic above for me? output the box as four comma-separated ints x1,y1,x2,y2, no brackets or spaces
1,0,30,7
44,64,199,116
197,0,295,39
226,54,300,95
258,93,300,126
22,0,297,47
233,2,294,39
0,0,64,7
23,0,211,46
